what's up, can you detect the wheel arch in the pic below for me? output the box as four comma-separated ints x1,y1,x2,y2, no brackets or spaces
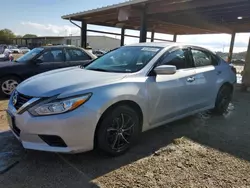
0,74,23,81
93,100,143,149
220,82,234,92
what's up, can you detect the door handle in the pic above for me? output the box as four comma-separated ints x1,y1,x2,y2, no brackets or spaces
187,77,195,82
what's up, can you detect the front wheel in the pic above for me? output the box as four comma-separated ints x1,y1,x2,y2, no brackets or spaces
212,85,233,115
96,105,141,156
0,76,20,97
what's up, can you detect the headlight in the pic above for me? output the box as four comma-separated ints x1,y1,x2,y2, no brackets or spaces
29,93,92,116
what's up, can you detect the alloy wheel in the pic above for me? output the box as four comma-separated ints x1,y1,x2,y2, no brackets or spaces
2,79,18,95
106,113,135,151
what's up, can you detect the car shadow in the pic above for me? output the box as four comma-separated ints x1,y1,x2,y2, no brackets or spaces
0,96,9,101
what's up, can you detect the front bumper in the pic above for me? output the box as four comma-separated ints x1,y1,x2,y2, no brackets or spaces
7,99,100,153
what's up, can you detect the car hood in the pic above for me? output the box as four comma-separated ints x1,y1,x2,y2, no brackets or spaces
0,61,16,67
17,67,128,97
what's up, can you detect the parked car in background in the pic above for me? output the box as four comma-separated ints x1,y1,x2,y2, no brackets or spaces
7,42,236,156
92,50,106,57
9,45,21,54
0,45,96,96
19,47,30,54
232,59,245,65
0,45,5,54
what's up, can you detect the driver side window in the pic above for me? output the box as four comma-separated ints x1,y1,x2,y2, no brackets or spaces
159,49,190,70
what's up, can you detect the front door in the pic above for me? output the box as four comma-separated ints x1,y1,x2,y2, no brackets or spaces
147,48,198,127
30,48,66,76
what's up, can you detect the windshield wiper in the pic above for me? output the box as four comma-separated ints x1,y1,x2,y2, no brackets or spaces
87,68,110,72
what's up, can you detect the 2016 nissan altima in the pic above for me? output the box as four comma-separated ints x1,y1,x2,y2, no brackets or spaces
7,42,236,156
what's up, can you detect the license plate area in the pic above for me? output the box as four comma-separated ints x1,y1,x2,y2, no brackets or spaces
6,111,20,137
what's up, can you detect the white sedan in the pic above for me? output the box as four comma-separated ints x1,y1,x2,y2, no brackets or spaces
7,42,237,156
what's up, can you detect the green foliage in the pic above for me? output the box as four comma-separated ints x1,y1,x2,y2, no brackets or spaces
0,29,16,44
23,34,37,38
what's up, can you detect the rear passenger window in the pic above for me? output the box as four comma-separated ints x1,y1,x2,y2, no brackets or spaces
191,49,217,67
66,49,91,61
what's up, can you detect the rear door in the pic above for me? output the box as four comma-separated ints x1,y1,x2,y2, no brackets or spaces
190,47,220,108
65,48,92,67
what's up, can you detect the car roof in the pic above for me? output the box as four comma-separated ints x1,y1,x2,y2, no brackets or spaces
126,42,217,54
38,45,97,59
41,45,82,49
126,42,176,48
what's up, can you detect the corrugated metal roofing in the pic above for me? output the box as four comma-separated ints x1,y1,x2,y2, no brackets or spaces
61,0,148,19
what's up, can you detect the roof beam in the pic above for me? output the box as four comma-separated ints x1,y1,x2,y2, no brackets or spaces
165,1,250,16
147,0,248,14
150,14,232,33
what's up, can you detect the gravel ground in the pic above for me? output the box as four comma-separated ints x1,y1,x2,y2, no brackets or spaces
1,86,250,187
0,100,8,132
93,138,250,188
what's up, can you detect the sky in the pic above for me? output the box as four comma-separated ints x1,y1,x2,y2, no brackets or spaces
1,0,250,52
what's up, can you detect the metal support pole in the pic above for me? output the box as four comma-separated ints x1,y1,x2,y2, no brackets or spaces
120,28,125,46
81,21,87,49
173,34,177,42
241,37,250,91
228,32,236,62
151,30,155,42
139,9,147,43
68,19,87,48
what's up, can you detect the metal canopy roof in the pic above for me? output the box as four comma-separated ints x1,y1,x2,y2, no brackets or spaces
62,0,250,35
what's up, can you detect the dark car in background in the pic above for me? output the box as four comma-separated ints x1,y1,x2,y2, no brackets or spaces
0,45,96,96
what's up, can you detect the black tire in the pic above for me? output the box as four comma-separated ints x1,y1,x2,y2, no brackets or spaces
96,105,141,156
0,76,20,98
213,85,233,115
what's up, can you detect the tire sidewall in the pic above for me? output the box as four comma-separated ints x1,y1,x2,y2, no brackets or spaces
97,105,140,156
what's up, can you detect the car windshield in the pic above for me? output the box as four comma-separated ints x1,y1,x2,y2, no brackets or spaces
85,46,162,73
16,48,44,62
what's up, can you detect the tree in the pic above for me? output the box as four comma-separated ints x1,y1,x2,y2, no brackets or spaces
23,34,37,38
0,29,16,44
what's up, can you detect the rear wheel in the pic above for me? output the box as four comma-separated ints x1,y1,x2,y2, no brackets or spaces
0,76,20,97
213,85,233,115
96,105,140,156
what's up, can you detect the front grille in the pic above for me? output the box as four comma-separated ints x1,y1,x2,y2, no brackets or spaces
14,93,32,110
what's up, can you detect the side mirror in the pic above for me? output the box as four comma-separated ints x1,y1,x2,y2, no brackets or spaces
154,65,176,75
